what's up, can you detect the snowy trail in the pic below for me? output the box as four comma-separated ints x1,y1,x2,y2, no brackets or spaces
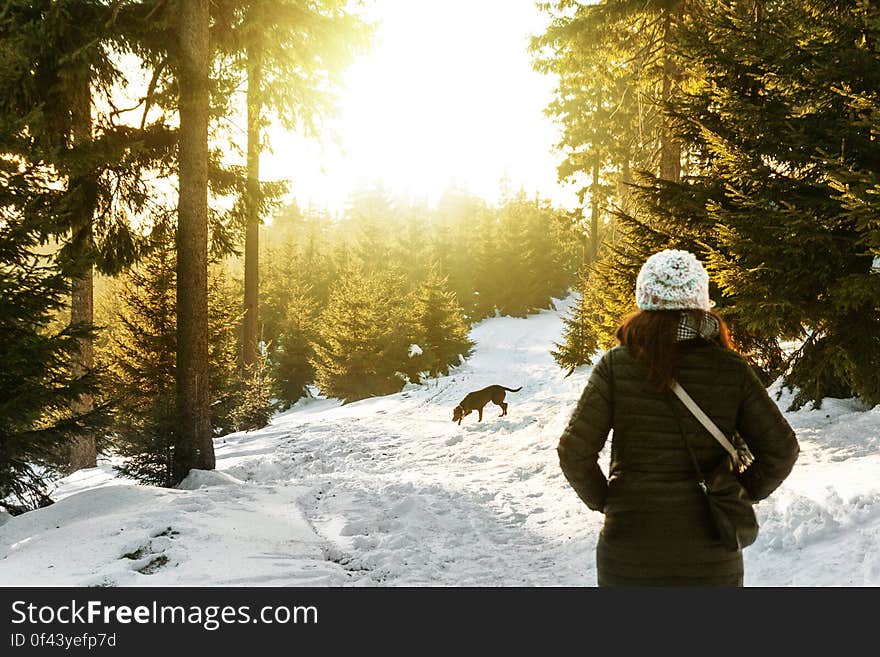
2,296,880,586
211,296,600,585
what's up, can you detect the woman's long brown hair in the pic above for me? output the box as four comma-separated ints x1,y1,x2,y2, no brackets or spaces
615,309,734,391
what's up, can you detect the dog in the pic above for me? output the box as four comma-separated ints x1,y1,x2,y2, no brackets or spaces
452,385,522,425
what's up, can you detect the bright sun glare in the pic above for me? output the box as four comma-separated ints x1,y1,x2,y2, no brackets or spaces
261,0,579,215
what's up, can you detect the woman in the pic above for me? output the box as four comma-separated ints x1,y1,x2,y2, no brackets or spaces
558,249,799,586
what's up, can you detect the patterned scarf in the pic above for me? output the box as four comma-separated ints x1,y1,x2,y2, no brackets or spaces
676,311,720,342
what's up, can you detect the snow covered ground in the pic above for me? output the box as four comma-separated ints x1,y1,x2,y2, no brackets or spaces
2,296,880,586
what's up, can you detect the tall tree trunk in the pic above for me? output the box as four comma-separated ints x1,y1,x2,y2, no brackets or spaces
659,5,682,182
68,71,96,472
243,35,263,368
589,154,601,264
175,0,214,478
587,88,604,265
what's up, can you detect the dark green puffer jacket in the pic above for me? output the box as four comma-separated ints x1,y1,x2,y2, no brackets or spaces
558,339,799,587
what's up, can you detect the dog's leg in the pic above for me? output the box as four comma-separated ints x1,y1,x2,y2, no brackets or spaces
499,401,508,416
478,407,483,422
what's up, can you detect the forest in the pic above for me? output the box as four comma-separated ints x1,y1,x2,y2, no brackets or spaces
2,0,879,523
0,0,580,509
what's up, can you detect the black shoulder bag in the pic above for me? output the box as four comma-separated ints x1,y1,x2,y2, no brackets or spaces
666,379,759,552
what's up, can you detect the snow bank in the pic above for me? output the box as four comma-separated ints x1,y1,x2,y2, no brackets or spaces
176,469,245,490
0,479,349,586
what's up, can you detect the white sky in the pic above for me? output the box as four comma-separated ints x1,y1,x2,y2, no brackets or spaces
260,0,580,215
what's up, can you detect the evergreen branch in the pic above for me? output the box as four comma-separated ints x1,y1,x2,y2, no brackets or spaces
773,322,827,381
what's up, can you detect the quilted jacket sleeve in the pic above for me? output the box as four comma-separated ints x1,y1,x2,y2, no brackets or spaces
557,350,613,512
735,361,800,502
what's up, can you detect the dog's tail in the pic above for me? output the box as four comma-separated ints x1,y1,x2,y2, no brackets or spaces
502,386,522,393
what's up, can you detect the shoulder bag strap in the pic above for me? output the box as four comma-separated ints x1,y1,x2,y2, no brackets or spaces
670,380,738,459
670,379,754,471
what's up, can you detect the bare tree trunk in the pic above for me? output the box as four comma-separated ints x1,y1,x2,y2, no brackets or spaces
175,0,214,477
659,5,682,182
68,71,96,472
243,35,262,368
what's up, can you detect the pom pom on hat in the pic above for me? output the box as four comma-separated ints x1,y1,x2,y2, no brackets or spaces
635,249,714,311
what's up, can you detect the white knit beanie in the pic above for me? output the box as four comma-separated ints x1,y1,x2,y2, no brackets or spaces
635,249,714,311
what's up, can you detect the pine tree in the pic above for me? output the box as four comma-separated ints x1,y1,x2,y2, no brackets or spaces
207,262,253,437
410,268,474,378
311,269,412,402
434,188,493,320
271,290,320,407
494,196,541,317
226,353,276,432
105,239,273,486
260,206,333,406
490,194,580,317
552,270,601,374
0,0,178,472
344,183,400,273
553,182,648,363
0,180,105,511
629,0,880,406
104,243,177,487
